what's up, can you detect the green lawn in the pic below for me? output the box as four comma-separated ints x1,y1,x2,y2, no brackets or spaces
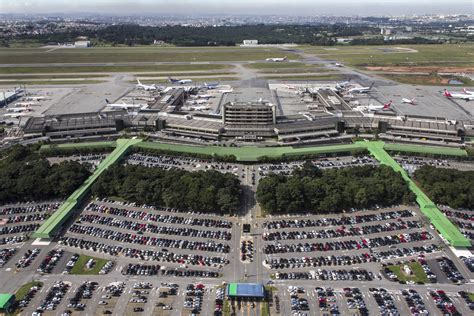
387,262,429,283
301,44,474,68
0,80,105,85
0,47,299,64
245,62,314,69
70,255,109,275
0,64,233,75
263,74,343,81
469,293,474,301
15,281,43,301
136,77,240,84
379,73,474,86
0,74,107,80
136,71,234,77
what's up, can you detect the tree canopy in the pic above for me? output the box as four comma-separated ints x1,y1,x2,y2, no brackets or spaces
257,162,414,214
414,165,474,210
0,146,91,204
91,164,241,214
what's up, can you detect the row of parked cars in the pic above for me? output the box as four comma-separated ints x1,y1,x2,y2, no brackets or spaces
275,269,373,281
68,224,231,253
37,249,64,274
0,223,40,235
16,248,41,269
266,244,438,270
34,281,70,313
183,283,205,314
402,289,429,315
0,235,27,245
316,287,339,315
5,213,49,224
59,236,229,267
67,281,98,311
371,288,399,316
430,290,460,316
343,288,368,316
262,220,421,241
264,231,432,254
87,202,233,228
0,202,60,216
16,282,42,309
263,209,414,229
437,257,465,284
78,214,232,240
0,248,15,267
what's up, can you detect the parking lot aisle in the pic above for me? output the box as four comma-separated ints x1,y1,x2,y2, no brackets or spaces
336,290,351,316
450,293,471,315
391,290,412,315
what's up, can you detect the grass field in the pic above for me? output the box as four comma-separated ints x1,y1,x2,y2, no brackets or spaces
245,62,314,69
70,255,108,275
15,281,43,301
263,74,343,81
387,262,429,283
0,64,233,74
301,44,474,68
136,77,240,84
0,80,106,85
136,71,234,77
379,73,474,86
0,47,299,64
0,74,107,79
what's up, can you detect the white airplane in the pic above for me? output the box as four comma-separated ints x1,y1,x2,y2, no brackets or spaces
463,88,474,95
198,94,214,99
347,83,374,94
204,82,220,89
136,79,157,91
402,98,416,105
358,100,392,112
265,56,288,62
218,88,233,93
444,89,474,101
15,101,39,107
24,96,47,101
7,106,31,113
336,80,351,90
335,63,344,67
169,77,192,84
105,99,148,110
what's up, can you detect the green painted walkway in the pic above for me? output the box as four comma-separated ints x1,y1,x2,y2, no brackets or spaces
33,138,142,239
357,141,470,247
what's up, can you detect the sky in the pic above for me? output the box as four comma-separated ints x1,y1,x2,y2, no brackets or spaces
1,0,473,15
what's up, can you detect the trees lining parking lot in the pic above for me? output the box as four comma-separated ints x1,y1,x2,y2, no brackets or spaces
91,164,241,214
257,163,415,214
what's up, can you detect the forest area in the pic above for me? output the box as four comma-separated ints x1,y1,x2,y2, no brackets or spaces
256,162,415,214
0,146,91,204
91,164,241,214
414,165,474,210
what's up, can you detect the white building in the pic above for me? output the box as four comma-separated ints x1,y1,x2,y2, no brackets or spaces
74,41,91,48
242,40,258,46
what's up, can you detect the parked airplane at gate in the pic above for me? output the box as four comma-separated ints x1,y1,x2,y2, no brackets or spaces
402,98,416,105
105,99,148,110
444,89,474,101
347,83,374,94
136,79,157,91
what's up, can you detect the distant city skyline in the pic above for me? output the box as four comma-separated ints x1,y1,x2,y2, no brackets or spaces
1,0,473,15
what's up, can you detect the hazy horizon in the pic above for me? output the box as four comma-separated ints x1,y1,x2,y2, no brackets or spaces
1,0,473,16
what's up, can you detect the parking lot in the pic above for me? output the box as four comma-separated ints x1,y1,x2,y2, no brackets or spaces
0,152,473,315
